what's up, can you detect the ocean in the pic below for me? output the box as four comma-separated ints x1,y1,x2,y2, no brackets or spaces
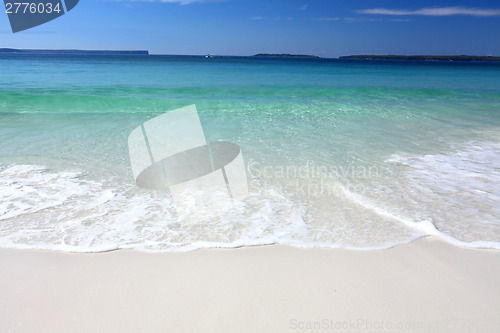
1,54,499,252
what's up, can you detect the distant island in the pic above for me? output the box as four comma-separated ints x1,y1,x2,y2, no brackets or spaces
0,48,149,55
340,55,500,62
253,53,319,58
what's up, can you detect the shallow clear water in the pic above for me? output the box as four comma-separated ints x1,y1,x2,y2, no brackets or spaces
1,54,499,252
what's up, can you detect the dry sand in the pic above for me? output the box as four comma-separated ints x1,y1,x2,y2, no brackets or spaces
1,236,499,333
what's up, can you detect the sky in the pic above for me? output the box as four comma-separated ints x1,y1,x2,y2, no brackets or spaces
1,0,500,57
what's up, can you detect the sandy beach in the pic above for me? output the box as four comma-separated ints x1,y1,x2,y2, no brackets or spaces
0,236,498,333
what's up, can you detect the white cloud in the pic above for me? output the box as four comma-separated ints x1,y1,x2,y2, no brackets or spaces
357,6,500,17
300,4,308,11
390,19,412,22
250,17,294,21
313,17,341,21
313,17,384,23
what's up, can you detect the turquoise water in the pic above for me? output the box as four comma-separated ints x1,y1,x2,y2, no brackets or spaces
1,54,499,252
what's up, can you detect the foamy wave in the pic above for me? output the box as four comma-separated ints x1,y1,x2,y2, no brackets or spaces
1,147,499,253
0,165,96,220
340,187,500,250
383,141,500,248
0,164,307,252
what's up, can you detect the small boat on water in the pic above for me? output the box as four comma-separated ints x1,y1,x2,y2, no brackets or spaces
205,54,212,58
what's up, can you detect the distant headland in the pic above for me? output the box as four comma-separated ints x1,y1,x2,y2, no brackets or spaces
0,48,149,55
340,55,500,62
253,53,319,58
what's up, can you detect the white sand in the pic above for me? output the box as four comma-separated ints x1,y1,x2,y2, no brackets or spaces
0,236,499,333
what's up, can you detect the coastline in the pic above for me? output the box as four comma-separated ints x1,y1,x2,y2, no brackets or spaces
339,55,500,62
1,236,498,333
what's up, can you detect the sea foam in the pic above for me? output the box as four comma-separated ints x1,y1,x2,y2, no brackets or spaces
384,141,500,248
1,141,499,252
0,164,307,252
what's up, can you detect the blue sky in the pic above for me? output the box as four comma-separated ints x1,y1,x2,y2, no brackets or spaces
1,0,500,57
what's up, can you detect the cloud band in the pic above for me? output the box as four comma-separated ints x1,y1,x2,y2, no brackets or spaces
358,7,500,17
